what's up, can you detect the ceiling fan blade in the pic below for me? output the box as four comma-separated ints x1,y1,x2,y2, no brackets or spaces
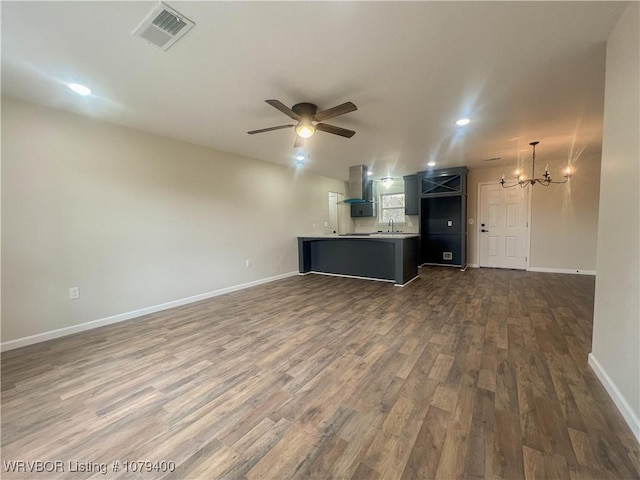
314,102,357,122
247,124,295,134
316,123,356,138
294,136,305,148
265,99,301,121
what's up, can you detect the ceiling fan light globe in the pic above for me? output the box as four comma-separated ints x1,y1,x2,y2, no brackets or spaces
296,123,315,139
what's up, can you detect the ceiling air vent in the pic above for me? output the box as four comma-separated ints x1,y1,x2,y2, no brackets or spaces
132,2,195,51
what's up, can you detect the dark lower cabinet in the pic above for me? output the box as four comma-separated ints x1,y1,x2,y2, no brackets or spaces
298,236,419,286
420,234,464,266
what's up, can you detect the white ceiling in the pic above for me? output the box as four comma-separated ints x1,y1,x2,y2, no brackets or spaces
1,1,627,181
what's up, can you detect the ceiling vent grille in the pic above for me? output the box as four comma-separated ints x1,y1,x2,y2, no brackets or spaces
132,2,195,51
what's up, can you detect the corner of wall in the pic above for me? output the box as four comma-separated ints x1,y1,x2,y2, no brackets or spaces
588,353,640,441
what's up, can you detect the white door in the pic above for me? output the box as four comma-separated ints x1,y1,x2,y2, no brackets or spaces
479,183,529,269
328,192,349,234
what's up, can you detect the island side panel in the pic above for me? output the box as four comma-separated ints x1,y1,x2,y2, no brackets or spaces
298,238,312,273
304,238,396,281
312,239,395,280
400,237,419,284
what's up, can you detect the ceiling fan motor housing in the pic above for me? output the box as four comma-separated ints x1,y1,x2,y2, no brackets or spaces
292,103,318,118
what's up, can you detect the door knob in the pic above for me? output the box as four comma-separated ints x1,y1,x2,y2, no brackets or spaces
481,229,489,232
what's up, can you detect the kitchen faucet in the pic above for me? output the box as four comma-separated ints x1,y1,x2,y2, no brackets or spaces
388,219,394,233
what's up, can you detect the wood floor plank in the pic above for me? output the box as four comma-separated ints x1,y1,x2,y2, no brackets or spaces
1,267,637,480
401,405,451,480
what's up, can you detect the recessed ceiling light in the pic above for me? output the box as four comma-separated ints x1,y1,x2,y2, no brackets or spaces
456,118,470,126
295,153,305,161
68,83,91,96
427,161,436,167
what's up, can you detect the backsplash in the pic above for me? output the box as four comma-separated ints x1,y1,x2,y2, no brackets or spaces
353,215,419,233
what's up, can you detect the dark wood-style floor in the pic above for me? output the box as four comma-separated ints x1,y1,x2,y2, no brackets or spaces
2,267,639,479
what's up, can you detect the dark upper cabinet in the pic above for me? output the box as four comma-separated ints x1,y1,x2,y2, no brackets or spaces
403,174,419,215
417,167,467,197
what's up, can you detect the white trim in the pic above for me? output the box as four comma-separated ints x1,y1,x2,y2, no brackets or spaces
304,270,395,284
421,262,463,268
305,270,418,287
467,263,479,268
527,266,596,275
394,274,419,287
588,353,640,442
1,272,298,352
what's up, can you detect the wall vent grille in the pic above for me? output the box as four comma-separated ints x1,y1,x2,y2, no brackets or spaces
132,2,195,51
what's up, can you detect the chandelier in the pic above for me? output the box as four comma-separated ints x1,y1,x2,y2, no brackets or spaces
500,141,572,188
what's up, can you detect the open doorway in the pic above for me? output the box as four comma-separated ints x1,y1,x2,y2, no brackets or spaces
328,192,348,234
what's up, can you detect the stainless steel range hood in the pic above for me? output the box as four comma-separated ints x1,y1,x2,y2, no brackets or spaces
340,165,374,204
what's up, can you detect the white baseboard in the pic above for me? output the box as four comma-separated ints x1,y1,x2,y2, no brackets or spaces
528,266,596,275
1,272,298,352
588,353,640,442
467,263,479,268
301,270,418,287
302,271,395,284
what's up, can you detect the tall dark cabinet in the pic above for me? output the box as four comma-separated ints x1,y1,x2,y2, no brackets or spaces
417,167,468,269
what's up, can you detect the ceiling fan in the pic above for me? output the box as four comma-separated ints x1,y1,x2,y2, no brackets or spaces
247,99,357,147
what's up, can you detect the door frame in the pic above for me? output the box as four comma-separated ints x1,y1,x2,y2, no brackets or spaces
476,181,532,271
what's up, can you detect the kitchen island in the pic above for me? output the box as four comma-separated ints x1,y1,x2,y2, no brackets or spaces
297,234,419,286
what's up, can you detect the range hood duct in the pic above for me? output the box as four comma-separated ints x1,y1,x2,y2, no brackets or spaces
341,165,374,204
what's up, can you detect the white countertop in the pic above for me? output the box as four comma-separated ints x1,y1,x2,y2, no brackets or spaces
300,233,419,239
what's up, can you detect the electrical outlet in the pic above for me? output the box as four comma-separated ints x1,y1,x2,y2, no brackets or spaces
324,221,328,227
443,252,453,260
245,259,251,267
469,218,475,225
69,287,80,300
447,220,453,227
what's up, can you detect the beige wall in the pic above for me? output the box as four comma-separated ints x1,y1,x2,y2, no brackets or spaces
1,96,347,344
591,2,640,438
467,155,601,271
